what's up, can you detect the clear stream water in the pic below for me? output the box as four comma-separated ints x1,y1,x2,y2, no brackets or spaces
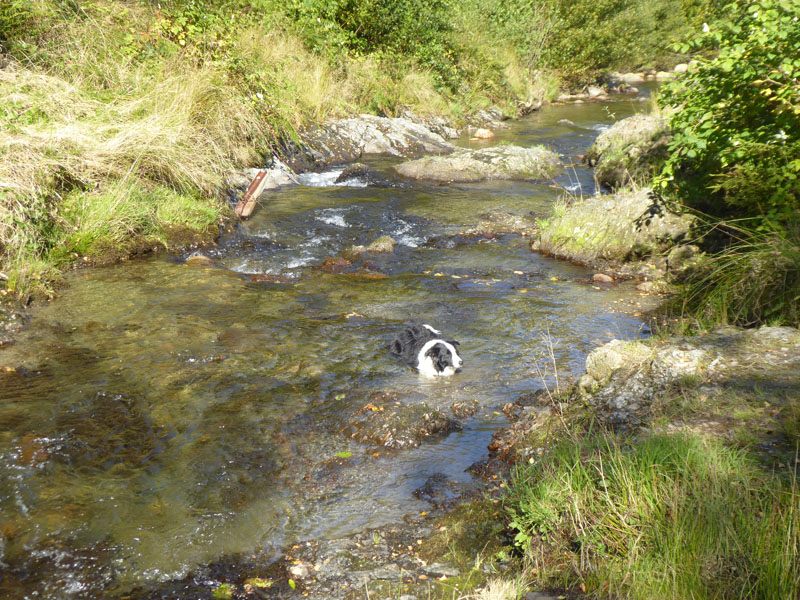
0,92,657,598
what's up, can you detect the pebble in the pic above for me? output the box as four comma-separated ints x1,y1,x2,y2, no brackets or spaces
185,254,215,267
593,273,614,283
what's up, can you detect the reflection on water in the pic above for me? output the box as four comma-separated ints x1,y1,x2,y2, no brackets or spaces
0,94,656,598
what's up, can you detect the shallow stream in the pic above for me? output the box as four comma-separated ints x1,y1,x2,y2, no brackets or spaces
1,92,656,598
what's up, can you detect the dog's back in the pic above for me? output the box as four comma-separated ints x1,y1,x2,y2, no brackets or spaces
390,324,437,366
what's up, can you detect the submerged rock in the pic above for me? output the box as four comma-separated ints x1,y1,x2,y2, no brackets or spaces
584,113,670,188
343,394,462,449
457,211,539,239
341,235,398,261
394,145,561,183
185,254,216,267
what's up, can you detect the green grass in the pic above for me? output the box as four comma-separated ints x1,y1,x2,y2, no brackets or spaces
670,224,800,330
505,432,800,599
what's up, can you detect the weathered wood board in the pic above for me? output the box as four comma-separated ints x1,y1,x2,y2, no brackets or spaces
235,170,269,219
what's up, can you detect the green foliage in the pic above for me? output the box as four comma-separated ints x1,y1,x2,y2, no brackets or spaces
539,0,696,84
506,433,800,599
657,0,800,229
275,0,463,92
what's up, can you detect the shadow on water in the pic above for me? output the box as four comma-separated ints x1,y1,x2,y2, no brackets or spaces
0,93,657,598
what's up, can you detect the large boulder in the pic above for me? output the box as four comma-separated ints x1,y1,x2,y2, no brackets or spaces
585,114,670,188
532,188,692,265
286,115,455,171
578,327,800,427
394,145,562,183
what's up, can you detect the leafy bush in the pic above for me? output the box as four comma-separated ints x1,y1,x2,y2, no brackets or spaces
275,0,463,92
657,0,800,229
538,0,700,84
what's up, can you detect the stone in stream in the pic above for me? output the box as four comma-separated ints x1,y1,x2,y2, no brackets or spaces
593,273,614,284
185,254,216,267
334,162,371,184
533,188,693,267
342,393,462,449
341,235,398,260
471,127,495,139
394,145,562,183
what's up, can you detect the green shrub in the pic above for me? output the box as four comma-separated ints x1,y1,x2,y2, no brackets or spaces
275,0,464,92
538,0,698,84
657,0,800,229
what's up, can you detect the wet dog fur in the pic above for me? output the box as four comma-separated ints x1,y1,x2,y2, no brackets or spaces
390,324,462,377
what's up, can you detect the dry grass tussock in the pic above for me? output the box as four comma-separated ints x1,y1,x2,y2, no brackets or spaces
0,59,266,293
0,64,264,199
460,579,522,600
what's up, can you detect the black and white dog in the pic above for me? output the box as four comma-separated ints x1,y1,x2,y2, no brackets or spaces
390,324,463,377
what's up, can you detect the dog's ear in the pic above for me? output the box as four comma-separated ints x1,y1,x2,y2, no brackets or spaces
425,345,442,359
391,339,402,354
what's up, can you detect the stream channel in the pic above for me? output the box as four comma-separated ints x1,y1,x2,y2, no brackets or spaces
1,89,657,599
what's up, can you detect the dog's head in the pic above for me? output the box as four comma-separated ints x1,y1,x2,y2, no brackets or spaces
423,340,462,377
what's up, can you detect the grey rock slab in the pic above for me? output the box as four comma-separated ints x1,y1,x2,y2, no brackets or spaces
395,145,561,183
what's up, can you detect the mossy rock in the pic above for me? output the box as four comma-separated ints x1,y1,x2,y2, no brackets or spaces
533,188,692,265
585,114,670,188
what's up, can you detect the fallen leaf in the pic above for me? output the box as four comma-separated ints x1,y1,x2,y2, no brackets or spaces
244,578,274,589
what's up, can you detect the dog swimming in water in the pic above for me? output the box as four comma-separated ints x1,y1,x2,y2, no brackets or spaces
390,324,463,377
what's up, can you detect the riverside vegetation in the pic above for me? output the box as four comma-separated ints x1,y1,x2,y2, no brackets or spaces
1,0,714,298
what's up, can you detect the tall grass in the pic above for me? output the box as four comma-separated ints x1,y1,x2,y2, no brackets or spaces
506,433,800,599
0,1,476,297
672,222,800,329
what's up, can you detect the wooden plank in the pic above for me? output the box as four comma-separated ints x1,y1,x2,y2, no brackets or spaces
236,170,270,219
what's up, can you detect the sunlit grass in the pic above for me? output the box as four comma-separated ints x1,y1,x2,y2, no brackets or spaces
505,433,800,599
